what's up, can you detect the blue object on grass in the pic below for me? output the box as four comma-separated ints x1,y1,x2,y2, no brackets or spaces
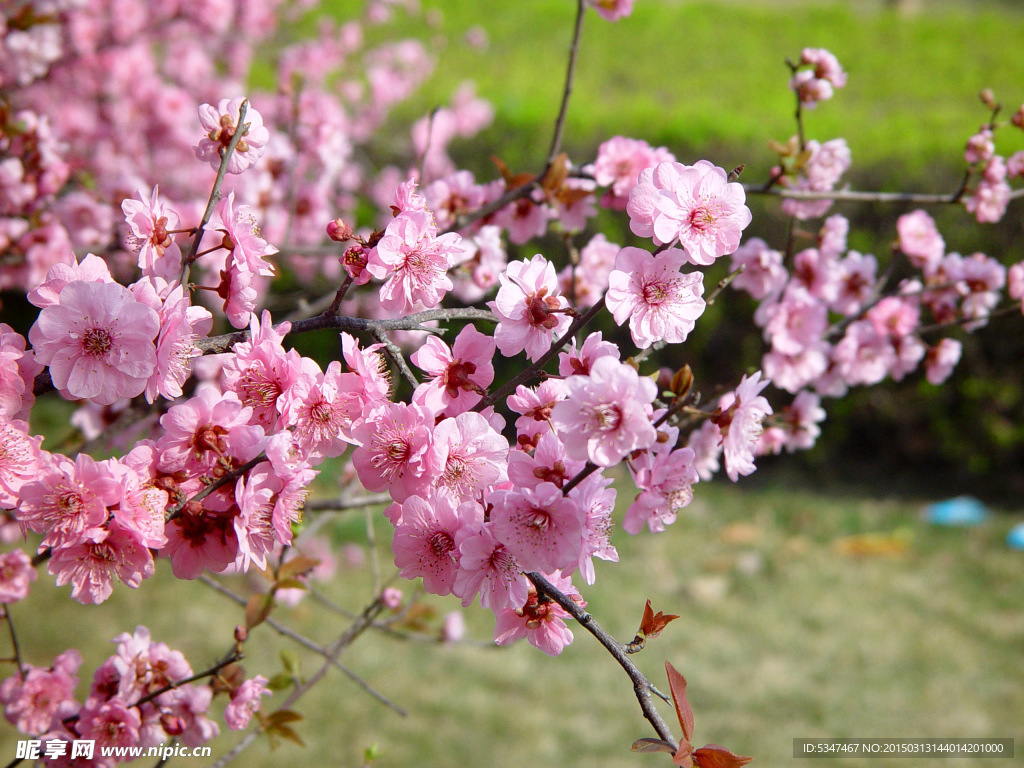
923,496,990,526
1007,523,1024,550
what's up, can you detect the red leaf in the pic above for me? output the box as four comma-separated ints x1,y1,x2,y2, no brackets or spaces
673,740,695,768
665,662,695,743
630,738,676,754
640,599,679,639
693,744,752,768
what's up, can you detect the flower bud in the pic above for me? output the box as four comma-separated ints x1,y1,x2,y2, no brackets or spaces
326,218,354,242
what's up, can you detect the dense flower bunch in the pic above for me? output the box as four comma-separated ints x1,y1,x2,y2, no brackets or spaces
1,0,1023,764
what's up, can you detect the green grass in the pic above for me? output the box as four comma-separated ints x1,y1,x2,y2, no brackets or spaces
3,483,1020,767
318,0,1024,185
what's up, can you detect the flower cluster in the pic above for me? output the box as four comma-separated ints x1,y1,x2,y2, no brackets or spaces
0,626,268,760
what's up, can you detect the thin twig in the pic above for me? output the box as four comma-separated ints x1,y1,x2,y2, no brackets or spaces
303,494,391,512
195,307,496,355
746,184,1024,204
545,0,587,169
527,572,679,748
372,327,419,390
181,99,250,285
2,606,25,681
198,576,406,716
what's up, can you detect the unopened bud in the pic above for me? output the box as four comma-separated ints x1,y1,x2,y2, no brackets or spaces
979,88,996,109
1012,104,1024,130
326,218,354,242
234,624,248,643
161,714,185,736
670,364,694,399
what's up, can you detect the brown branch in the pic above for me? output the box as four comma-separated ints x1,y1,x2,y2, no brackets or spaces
745,184,1024,204
545,0,586,168
181,99,250,285
527,572,678,748
195,307,496,355
197,576,406,716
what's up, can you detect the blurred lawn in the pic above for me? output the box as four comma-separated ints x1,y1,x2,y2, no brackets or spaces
2,483,1020,767
346,0,1024,183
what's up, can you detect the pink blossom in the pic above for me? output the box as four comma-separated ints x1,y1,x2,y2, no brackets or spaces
351,401,435,502
686,420,723,481
559,232,620,307
569,471,618,584
411,324,495,416
762,341,831,394
162,508,239,580
897,210,945,270
791,247,840,304
489,482,584,574
156,388,261,474
424,170,486,230
48,522,155,605
204,192,277,279
832,320,897,387
779,138,851,220
507,431,584,492
730,238,788,300
18,452,122,549
29,280,160,405
195,97,269,174
779,391,827,452
761,287,829,356
557,331,619,378
0,324,41,421
121,186,183,280
282,361,363,459
605,246,706,349
453,523,530,611
391,492,481,595
493,574,581,656
626,160,751,263
368,209,462,312
77,698,141,750
591,136,675,210
0,419,41,509
585,0,635,22
224,675,270,730
924,338,962,385
625,446,699,534
964,127,995,165
832,250,877,316
146,285,213,403
550,357,657,467
508,379,568,442
967,180,1011,224
494,193,550,245
489,254,572,361
867,296,920,339
222,311,305,430
24,252,113,310
0,650,81,735
0,549,36,604
713,371,773,482
429,412,509,500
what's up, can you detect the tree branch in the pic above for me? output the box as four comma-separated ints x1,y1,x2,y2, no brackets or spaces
527,572,678,748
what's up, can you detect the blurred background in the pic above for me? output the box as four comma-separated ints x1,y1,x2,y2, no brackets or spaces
3,1,1023,766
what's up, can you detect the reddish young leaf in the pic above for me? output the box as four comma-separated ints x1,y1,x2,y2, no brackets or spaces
630,737,676,755
640,599,679,640
665,661,695,743
693,745,753,768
